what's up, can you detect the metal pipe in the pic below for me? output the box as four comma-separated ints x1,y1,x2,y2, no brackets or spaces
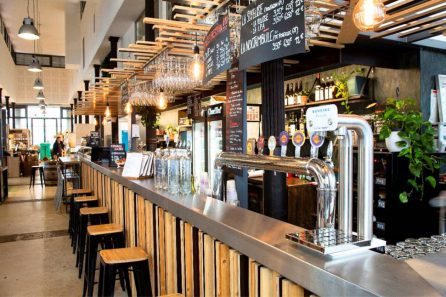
336,127,353,235
215,152,337,228
337,115,374,240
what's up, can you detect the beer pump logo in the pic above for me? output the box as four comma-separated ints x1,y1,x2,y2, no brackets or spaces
257,137,264,150
292,131,305,147
279,131,289,146
309,132,324,148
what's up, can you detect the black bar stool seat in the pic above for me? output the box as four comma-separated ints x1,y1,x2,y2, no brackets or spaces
98,247,152,297
83,224,125,297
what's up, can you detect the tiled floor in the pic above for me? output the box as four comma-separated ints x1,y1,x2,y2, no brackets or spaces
0,176,128,297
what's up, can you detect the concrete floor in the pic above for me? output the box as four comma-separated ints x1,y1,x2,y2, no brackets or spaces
0,177,126,297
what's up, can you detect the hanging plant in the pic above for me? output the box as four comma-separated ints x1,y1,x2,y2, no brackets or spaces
332,68,363,114
133,105,160,129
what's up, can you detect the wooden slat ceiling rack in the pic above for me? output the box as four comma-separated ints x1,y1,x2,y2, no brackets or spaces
75,0,445,116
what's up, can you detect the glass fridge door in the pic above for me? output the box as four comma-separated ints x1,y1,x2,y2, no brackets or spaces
193,122,206,177
207,119,223,190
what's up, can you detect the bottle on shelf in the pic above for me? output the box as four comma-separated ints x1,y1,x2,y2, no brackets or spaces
299,109,305,132
285,84,290,106
324,77,331,100
320,77,326,100
314,74,321,101
328,76,335,99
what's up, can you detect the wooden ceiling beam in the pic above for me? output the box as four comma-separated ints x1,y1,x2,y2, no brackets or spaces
384,0,446,23
398,18,446,37
144,17,211,31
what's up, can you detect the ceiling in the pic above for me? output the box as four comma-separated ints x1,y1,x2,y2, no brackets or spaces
0,0,66,56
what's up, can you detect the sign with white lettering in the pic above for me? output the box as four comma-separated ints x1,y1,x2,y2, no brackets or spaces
239,0,306,70
306,105,338,132
204,15,231,83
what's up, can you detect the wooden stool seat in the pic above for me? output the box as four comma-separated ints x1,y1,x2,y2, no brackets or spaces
87,224,123,236
68,188,93,196
100,247,148,265
74,196,98,203
161,294,185,297
80,207,108,216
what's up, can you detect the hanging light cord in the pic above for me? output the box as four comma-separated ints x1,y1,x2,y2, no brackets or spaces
26,0,30,17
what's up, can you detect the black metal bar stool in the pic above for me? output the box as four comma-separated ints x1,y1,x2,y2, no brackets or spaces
77,207,109,279
98,247,152,297
29,165,44,188
67,189,94,241
83,224,125,297
71,196,99,254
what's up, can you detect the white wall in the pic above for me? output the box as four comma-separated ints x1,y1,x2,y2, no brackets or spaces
65,1,82,69
0,37,17,99
15,66,76,104
159,107,182,130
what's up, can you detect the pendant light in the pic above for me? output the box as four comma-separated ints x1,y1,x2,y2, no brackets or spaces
38,99,45,106
352,0,386,31
33,76,44,90
158,89,167,110
124,102,132,114
36,90,45,100
189,33,203,81
102,117,107,126
18,0,39,40
94,117,98,126
28,55,42,72
105,102,111,118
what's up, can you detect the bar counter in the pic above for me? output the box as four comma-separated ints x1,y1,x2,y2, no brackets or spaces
80,156,444,297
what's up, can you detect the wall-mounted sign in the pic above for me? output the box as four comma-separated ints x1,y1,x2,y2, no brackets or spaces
187,93,201,119
225,69,246,154
90,131,100,147
239,0,306,70
247,105,260,121
204,14,231,83
207,104,224,117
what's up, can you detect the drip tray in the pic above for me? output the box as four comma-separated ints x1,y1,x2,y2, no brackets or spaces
286,228,384,254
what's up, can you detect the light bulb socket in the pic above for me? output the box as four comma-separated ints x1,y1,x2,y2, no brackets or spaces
193,45,200,55
28,56,42,72
18,17,40,40
36,90,45,100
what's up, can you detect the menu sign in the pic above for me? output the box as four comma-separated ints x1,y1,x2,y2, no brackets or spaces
204,14,231,83
90,131,100,147
109,144,126,167
239,0,306,70
225,69,246,153
187,93,201,119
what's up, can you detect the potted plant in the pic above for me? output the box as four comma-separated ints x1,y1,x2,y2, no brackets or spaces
378,97,439,202
133,105,160,129
332,68,365,114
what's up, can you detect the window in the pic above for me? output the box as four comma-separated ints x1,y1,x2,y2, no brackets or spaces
10,105,28,129
135,11,145,42
61,107,72,133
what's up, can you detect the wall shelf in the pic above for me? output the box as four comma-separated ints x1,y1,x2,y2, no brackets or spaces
284,96,370,112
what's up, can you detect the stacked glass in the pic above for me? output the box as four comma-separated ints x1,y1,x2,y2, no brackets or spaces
385,234,446,260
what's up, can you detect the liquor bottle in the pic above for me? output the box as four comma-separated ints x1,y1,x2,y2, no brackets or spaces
314,74,321,101
154,149,163,189
168,149,180,194
285,84,290,106
324,77,331,100
288,83,295,106
320,77,326,100
294,81,301,105
180,149,192,195
299,109,305,132
161,148,170,190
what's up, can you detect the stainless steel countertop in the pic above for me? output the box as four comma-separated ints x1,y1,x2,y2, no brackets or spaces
83,158,444,297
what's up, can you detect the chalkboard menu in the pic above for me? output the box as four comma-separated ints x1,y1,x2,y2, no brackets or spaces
110,144,126,167
204,14,231,83
225,69,246,153
187,93,201,119
193,94,202,118
90,131,100,147
239,0,306,70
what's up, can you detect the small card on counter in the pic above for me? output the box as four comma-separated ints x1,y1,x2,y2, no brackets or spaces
122,153,143,178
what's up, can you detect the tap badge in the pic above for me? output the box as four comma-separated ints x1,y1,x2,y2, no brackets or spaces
279,131,289,146
257,137,264,150
292,131,305,147
309,132,324,148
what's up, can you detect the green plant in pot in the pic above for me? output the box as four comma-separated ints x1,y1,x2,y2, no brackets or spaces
332,68,365,114
378,97,439,203
133,105,160,129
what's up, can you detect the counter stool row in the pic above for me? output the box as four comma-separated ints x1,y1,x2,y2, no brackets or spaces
68,186,183,297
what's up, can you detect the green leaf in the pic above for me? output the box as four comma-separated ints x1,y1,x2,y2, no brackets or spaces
399,192,409,203
409,163,422,178
426,176,436,188
408,179,419,191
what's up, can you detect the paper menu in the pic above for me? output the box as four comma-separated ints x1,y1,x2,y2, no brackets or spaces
436,75,446,122
122,153,143,178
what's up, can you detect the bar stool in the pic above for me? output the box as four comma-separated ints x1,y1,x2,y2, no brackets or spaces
83,224,125,297
98,247,152,297
77,207,109,278
68,190,94,240
71,196,99,254
29,165,44,188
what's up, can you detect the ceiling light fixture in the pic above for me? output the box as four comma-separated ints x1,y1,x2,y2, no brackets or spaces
102,117,107,126
352,0,386,31
28,55,42,72
94,117,98,126
189,33,203,81
124,102,132,114
38,99,45,106
105,102,111,118
158,89,167,110
17,0,39,40
33,76,44,90
36,90,45,100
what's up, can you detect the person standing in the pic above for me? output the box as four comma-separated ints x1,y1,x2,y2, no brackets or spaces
52,136,63,159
